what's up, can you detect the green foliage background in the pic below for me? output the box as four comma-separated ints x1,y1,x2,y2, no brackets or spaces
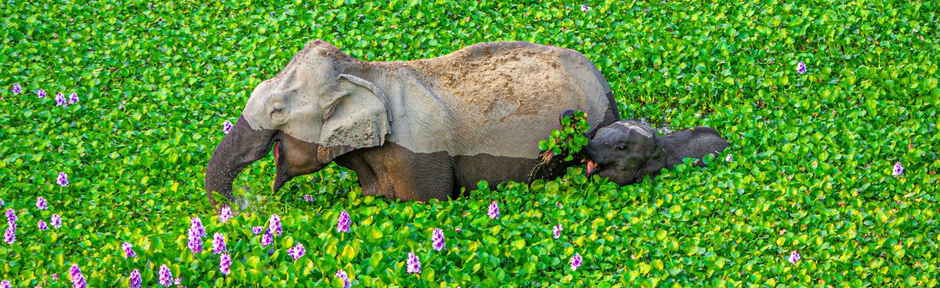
1,0,939,287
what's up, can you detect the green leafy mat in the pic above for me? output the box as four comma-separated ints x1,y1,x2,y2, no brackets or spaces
1,0,938,287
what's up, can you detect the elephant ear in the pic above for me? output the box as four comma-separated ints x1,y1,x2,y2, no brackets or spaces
316,74,390,163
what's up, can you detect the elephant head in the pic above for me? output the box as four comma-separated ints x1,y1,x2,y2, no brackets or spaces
205,40,390,208
582,120,729,185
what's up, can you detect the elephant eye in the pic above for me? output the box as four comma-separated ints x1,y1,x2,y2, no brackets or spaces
616,143,627,150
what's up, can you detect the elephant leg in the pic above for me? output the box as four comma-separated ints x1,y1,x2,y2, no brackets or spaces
338,142,455,201
334,156,385,198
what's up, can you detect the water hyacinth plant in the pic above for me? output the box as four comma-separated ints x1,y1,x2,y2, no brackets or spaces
128,269,142,288
2,1,939,287
219,252,231,275
893,161,904,176
69,92,79,104
36,196,48,210
431,228,445,251
218,205,232,223
212,233,226,254
122,242,137,258
10,83,21,95
158,264,172,287
3,226,14,245
222,120,233,134
50,214,62,228
336,210,350,233
56,172,69,187
5,209,15,224
570,253,582,271
287,243,305,260
789,251,801,264
37,88,46,98
267,214,282,237
553,223,563,239
406,251,421,274
38,220,48,231
335,270,351,288
797,61,807,74
69,264,86,288
55,92,67,106
260,231,273,248
487,201,499,219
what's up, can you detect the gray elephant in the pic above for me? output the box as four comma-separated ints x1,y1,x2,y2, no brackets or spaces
205,40,619,208
582,120,729,185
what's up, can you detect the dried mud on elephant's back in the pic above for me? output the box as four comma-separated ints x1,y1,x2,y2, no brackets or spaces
401,42,573,119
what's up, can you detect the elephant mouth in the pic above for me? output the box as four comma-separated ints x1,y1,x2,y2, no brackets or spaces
585,159,598,176
582,157,608,177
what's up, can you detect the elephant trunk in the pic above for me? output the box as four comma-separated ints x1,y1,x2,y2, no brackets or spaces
205,116,276,209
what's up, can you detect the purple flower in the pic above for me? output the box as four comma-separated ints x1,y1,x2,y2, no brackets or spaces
57,172,69,187
5,209,16,224
10,83,22,95
52,274,58,281
189,216,206,237
3,226,13,244
725,153,733,162
174,278,181,286
218,205,232,224
580,4,590,12
336,210,350,233
212,233,226,254
187,230,203,254
37,88,46,98
187,216,206,254
122,242,137,258
68,92,79,105
553,223,562,239
51,214,62,228
303,195,313,202
251,226,263,236
260,230,273,248
893,161,904,176
55,92,67,106
267,214,282,237
570,252,582,271
128,269,142,288
431,228,445,251
70,264,86,288
335,270,351,288
788,251,801,264
796,61,807,74
0,198,4,207
222,120,233,134
38,220,48,231
219,252,231,275
488,201,499,219
287,243,306,260
37,196,48,210
158,264,172,287
406,251,421,274
0,280,9,288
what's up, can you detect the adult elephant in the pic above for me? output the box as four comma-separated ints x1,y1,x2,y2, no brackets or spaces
205,40,619,208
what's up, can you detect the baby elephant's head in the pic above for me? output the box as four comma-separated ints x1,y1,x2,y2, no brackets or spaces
583,120,729,185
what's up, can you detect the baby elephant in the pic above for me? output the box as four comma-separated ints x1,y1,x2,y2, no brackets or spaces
582,120,729,185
